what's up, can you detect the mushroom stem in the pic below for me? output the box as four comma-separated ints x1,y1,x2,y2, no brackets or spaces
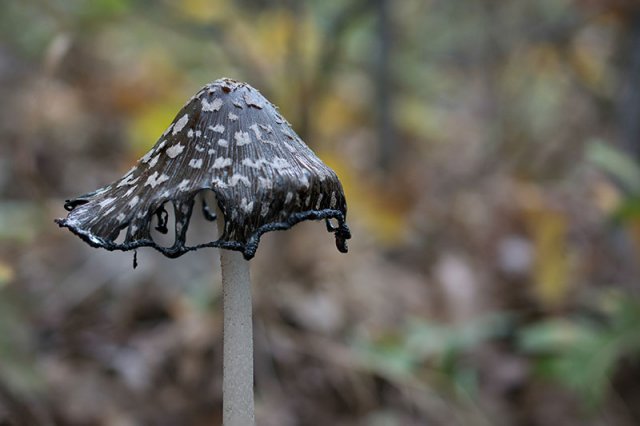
217,210,255,426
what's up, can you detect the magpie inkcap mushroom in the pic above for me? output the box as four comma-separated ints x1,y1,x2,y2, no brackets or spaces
56,78,351,260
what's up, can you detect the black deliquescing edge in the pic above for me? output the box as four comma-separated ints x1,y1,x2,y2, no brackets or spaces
55,208,351,261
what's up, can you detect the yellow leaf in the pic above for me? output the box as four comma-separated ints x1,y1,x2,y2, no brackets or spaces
314,92,362,140
396,96,448,141
180,0,230,22
321,153,408,245
519,185,571,308
570,27,611,93
0,261,14,288
128,99,185,156
256,9,295,64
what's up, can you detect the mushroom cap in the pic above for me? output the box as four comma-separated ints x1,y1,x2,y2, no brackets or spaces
56,79,351,260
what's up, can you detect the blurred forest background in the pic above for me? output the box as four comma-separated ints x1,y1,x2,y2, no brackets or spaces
1,0,640,425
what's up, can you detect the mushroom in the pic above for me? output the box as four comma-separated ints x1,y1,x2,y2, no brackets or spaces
56,78,351,425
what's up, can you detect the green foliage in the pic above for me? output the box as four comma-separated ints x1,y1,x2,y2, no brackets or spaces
0,293,43,395
75,0,131,19
587,141,640,224
0,202,42,243
0,1,58,58
356,299,640,411
519,293,640,407
352,313,513,398
615,196,640,222
587,140,640,195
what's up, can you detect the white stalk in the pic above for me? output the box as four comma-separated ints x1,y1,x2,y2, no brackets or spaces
217,209,255,426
